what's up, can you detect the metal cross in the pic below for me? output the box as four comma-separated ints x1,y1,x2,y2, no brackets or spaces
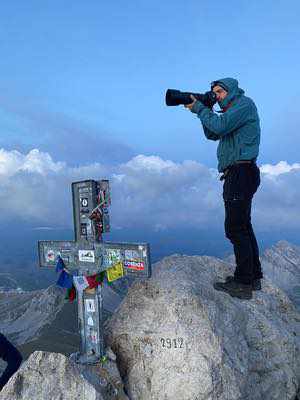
38,179,151,364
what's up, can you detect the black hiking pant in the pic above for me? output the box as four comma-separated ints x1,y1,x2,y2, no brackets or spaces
222,162,263,285
0,333,22,391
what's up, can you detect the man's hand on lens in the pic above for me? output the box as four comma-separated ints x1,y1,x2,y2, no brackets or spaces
184,94,197,110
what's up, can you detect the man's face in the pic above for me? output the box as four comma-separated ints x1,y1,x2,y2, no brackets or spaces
212,85,228,102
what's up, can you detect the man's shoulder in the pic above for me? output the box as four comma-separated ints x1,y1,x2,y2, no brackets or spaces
234,95,258,111
239,95,257,106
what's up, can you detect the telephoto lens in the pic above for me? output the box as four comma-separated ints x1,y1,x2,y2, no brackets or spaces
165,89,217,108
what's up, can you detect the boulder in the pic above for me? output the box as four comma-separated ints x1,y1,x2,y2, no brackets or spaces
0,351,101,400
105,254,300,400
0,350,128,400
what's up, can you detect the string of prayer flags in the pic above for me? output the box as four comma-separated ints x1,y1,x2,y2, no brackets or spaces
56,256,73,289
65,286,76,302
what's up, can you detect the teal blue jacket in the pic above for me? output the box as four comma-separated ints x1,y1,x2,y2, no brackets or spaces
191,78,260,172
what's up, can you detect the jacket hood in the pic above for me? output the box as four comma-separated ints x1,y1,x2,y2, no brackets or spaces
211,77,244,109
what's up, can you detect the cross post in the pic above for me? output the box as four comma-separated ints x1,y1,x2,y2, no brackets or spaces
38,179,151,364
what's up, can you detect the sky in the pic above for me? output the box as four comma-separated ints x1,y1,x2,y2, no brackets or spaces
1,0,300,265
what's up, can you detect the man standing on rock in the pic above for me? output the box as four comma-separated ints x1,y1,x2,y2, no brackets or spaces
185,78,262,300
0,332,22,391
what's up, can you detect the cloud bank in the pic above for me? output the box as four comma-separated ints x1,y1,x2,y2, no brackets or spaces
0,147,299,233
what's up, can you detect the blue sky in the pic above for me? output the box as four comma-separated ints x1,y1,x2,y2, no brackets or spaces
0,1,300,262
1,0,300,164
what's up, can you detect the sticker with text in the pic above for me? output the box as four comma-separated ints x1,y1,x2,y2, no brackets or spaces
103,248,122,267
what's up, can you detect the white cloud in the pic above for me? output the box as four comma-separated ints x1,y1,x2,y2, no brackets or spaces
32,227,57,230
254,161,300,231
260,160,300,176
0,148,299,233
0,148,65,177
124,154,177,172
113,155,221,230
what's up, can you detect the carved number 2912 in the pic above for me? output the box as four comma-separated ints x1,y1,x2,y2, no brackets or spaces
160,338,183,349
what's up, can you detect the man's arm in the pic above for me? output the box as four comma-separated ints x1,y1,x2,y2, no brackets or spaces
191,100,251,136
203,126,220,141
184,96,220,141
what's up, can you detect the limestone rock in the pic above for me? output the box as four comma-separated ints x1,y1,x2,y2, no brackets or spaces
261,240,300,307
70,347,129,399
106,254,300,400
0,351,103,400
223,240,300,310
0,349,129,400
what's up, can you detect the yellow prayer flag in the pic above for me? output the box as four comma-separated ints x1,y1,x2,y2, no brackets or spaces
106,261,124,282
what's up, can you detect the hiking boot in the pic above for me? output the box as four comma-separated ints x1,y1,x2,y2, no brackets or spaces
225,275,262,291
213,279,253,300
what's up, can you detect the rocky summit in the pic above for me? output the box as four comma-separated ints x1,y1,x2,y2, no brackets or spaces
0,241,300,399
105,253,300,400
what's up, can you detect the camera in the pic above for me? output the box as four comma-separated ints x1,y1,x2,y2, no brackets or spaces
165,89,217,109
